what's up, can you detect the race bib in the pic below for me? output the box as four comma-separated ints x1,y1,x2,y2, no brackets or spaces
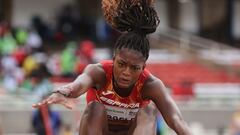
104,105,139,121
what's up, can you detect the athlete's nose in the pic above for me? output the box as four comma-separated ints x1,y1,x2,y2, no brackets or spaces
122,67,131,76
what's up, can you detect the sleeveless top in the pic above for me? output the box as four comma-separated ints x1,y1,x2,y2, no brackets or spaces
86,60,150,126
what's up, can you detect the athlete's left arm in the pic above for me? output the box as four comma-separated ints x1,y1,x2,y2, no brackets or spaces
142,76,192,135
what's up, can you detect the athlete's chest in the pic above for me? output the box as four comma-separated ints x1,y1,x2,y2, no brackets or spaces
98,87,141,107
98,90,140,125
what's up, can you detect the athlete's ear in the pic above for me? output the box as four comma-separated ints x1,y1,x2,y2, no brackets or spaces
113,55,116,61
113,52,116,60
143,63,146,70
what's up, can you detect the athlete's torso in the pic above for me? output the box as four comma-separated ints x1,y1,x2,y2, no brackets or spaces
86,60,150,130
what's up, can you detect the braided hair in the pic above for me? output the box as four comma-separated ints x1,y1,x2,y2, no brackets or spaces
102,0,160,60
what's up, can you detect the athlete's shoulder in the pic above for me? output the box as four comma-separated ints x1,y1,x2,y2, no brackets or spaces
84,63,107,88
84,63,104,73
141,74,166,99
144,74,164,87
83,63,107,80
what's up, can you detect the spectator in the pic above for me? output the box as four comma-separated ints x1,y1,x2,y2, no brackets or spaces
0,32,17,55
30,64,52,102
32,104,62,135
46,53,62,76
26,29,43,53
1,54,23,92
96,16,111,43
31,15,51,41
60,41,77,77
0,20,9,38
12,47,27,66
22,53,39,76
75,40,96,74
15,28,28,45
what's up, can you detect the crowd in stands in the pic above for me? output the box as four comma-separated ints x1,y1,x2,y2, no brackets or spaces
0,21,98,97
0,7,112,133
0,4,117,102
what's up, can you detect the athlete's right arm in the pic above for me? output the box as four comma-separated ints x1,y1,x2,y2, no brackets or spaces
32,63,106,109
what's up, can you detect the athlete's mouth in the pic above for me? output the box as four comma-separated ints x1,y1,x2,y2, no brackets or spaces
118,78,131,85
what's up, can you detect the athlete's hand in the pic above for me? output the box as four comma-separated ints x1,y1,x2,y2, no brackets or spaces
32,93,75,109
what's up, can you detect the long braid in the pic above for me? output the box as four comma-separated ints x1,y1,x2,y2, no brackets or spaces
102,0,159,60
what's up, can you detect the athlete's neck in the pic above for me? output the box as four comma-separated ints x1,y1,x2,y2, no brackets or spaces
113,79,134,97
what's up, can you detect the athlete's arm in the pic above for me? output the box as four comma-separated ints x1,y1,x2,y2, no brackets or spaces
142,75,192,135
62,63,106,98
32,63,106,109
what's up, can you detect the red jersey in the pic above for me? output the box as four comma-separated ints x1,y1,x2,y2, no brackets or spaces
86,60,150,126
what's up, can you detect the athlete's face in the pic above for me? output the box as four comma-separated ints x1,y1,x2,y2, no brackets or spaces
113,48,146,89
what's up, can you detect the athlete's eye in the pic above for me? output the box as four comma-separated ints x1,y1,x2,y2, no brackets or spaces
118,62,125,67
131,66,141,71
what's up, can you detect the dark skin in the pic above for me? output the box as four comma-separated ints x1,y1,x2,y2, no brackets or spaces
33,48,192,135
112,49,146,97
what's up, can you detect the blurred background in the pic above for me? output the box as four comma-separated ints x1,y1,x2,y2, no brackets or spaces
0,0,240,135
